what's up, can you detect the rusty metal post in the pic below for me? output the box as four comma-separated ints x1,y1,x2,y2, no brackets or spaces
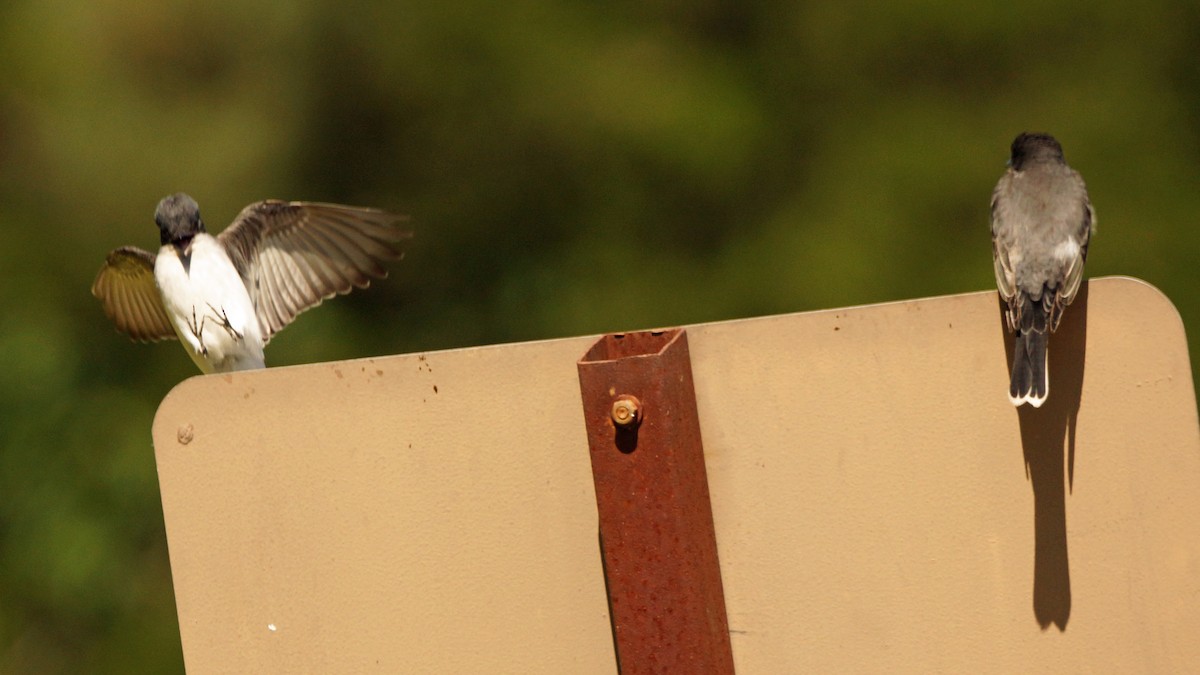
577,329,735,674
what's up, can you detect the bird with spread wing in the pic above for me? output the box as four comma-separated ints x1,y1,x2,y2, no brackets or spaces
93,193,411,373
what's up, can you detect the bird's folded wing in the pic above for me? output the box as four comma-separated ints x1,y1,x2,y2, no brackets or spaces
990,178,1019,330
1048,194,1094,330
1059,196,1095,306
218,200,412,342
92,246,178,342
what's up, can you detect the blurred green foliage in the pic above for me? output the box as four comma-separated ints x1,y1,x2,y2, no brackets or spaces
1,1,1198,670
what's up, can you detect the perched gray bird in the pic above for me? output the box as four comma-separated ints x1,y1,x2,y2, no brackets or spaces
93,193,411,373
991,133,1094,407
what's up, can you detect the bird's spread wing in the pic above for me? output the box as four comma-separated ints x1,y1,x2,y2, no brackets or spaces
92,246,177,342
218,200,412,342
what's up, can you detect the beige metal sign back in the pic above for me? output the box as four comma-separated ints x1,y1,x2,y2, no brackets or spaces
153,277,1200,673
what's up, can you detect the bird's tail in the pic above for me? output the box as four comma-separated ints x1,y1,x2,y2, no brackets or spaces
1009,294,1049,408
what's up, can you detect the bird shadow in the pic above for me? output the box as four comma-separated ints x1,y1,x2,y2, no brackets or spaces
1000,281,1088,631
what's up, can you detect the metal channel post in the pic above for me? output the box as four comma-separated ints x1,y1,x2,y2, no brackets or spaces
577,329,735,674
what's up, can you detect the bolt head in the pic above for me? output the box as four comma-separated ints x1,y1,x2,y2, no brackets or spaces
611,395,642,427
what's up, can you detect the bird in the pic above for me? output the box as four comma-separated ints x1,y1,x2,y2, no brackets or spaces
92,193,411,373
991,133,1094,407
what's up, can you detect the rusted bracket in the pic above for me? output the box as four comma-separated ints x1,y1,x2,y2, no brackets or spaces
577,329,735,674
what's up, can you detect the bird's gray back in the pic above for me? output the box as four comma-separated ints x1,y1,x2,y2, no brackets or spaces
992,163,1090,297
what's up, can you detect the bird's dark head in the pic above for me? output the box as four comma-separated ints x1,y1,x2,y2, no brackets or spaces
1008,132,1065,170
155,193,206,247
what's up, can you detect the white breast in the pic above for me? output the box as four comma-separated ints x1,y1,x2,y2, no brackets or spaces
154,234,265,373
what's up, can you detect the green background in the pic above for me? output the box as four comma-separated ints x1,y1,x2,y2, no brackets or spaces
2,2,1197,671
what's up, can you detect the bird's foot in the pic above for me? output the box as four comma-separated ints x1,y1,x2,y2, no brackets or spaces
187,306,209,356
206,303,243,341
